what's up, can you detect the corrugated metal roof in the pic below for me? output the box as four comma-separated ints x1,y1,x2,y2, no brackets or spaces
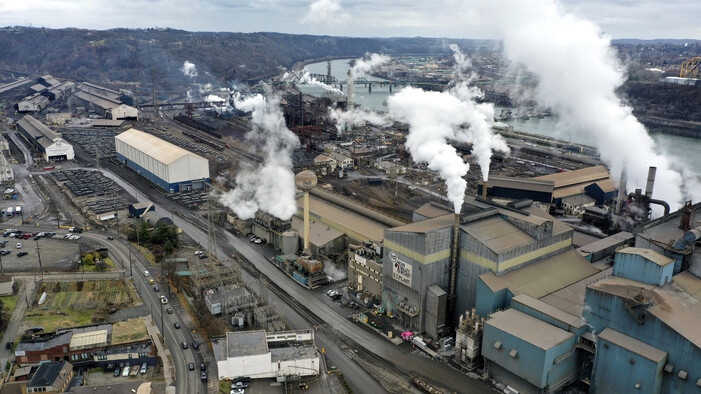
0,78,31,94
299,193,389,242
291,216,344,247
597,327,667,362
617,247,674,266
463,215,534,253
480,248,600,298
592,178,616,193
672,271,701,302
578,232,633,255
589,275,701,349
540,268,613,317
486,308,574,350
74,90,121,110
511,294,584,328
17,115,62,149
480,176,555,193
391,213,454,233
414,202,451,219
115,128,199,165
534,165,610,188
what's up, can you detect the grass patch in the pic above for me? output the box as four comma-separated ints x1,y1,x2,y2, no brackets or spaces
81,257,116,272
112,318,149,345
0,294,19,317
135,245,156,264
24,280,137,333
219,380,231,393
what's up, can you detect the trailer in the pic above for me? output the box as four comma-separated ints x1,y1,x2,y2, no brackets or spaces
15,205,21,215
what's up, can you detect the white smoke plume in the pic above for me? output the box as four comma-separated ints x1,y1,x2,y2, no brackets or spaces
449,44,510,181
301,0,349,26
327,106,392,132
218,88,300,220
389,89,471,213
282,70,343,95
180,61,198,78
474,0,686,209
349,53,390,81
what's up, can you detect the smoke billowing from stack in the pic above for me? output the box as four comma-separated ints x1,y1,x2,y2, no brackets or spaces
218,88,300,220
387,46,508,213
282,70,344,95
474,0,685,210
180,61,198,78
327,53,391,132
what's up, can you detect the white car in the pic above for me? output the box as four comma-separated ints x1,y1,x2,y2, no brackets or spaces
160,296,168,304
194,250,203,255
16,243,21,249
143,270,150,277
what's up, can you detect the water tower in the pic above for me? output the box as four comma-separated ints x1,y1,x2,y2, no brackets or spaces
294,170,318,255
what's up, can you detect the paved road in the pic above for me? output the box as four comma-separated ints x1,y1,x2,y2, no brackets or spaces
100,163,492,393
4,225,205,394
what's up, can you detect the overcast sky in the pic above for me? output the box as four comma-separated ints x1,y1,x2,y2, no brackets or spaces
1,0,699,40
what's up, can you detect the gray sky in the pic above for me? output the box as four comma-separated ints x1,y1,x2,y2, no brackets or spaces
1,0,699,39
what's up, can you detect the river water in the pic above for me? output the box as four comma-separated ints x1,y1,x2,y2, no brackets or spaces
302,59,701,185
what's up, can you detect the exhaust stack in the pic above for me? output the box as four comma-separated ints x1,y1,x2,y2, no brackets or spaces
645,166,657,198
481,180,488,199
616,170,627,215
448,213,460,321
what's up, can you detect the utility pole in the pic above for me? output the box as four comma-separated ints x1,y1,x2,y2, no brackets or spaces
55,203,60,228
36,240,43,278
0,252,4,275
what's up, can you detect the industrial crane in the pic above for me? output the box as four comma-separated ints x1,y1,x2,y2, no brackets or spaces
679,57,701,79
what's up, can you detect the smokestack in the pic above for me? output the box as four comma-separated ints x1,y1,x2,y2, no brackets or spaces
680,201,694,231
645,166,657,198
616,170,627,215
448,213,460,322
481,180,488,199
347,69,354,108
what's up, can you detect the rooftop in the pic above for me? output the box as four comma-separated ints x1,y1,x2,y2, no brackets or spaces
486,308,574,350
589,274,701,349
511,294,584,328
69,329,108,351
74,90,121,110
480,248,600,299
534,165,610,188
115,128,205,165
462,214,534,254
27,361,70,388
597,327,667,362
291,215,344,247
16,115,63,150
414,202,451,220
226,330,269,358
617,247,674,267
540,268,613,317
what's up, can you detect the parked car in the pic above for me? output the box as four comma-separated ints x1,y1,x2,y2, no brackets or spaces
160,296,168,304
200,363,206,371
198,254,207,259
174,322,181,329
200,371,207,382
113,367,121,377
17,251,27,257
230,389,244,394
139,363,147,374
153,286,160,292
326,290,341,299
194,250,203,255
188,363,195,371
0,250,10,256
15,243,21,249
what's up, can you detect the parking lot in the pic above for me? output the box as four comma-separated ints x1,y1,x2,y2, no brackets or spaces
0,230,97,272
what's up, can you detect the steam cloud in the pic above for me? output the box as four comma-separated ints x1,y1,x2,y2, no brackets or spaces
328,107,392,132
282,70,343,95
349,53,390,82
475,0,685,209
387,46,508,213
180,61,198,78
218,88,300,220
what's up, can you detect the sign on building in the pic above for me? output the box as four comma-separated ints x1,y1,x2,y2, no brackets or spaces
390,251,412,286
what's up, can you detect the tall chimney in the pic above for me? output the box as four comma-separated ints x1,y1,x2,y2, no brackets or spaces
448,213,460,322
616,170,627,215
481,180,488,199
645,166,657,198
680,201,694,231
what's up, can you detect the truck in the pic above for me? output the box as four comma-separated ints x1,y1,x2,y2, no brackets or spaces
5,207,13,217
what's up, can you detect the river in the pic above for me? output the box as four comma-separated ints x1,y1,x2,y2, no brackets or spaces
302,59,701,187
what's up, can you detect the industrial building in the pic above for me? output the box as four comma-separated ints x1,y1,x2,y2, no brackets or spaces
0,78,31,95
18,92,49,113
16,115,75,161
381,198,575,338
115,128,209,193
478,203,701,393
15,319,156,368
478,177,555,204
533,165,616,205
24,361,73,394
74,82,137,120
213,330,319,381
